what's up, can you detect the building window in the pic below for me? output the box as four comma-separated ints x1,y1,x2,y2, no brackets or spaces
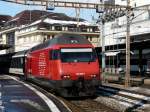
20,38,23,44
86,36,89,40
148,10,150,19
6,32,15,53
49,26,52,30
90,37,92,41
0,35,2,43
52,35,54,38
68,25,76,32
6,32,15,45
47,35,51,39
89,28,93,32
81,27,87,32
24,37,26,42
31,36,34,42
55,26,62,31
52,26,55,30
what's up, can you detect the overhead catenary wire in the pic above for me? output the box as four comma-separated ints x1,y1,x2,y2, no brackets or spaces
103,8,149,37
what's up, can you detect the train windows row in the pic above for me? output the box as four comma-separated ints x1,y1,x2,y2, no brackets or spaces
10,57,24,68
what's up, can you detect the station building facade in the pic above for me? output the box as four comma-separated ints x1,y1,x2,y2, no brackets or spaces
104,0,150,75
0,10,100,54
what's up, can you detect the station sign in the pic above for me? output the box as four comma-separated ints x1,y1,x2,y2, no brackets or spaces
46,0,55,10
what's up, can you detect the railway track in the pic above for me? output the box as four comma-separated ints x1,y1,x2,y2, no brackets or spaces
21,76,150,112
36,84,115,112
5,75,114,112
96,85,150,112
69,99,115,112
26,79,117,112
57,95,117,112
19,76,114,112
8,75,150,112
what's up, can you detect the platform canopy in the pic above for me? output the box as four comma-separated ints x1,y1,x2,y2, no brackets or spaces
105,51,120,56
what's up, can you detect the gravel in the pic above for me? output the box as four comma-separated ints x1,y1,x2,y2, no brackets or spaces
95,96,129,112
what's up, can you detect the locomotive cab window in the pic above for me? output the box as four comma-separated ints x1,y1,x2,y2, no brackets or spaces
60,48,96,63
50,50,60,60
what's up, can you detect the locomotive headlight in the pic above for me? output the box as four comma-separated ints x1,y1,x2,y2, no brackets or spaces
61,75,70,79
91,74,97,78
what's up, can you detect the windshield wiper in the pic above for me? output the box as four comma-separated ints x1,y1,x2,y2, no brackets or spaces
88,58,92,64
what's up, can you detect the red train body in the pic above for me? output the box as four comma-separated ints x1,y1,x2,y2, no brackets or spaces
10,33,101,97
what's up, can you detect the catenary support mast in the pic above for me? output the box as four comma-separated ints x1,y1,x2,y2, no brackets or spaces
125,0,131,87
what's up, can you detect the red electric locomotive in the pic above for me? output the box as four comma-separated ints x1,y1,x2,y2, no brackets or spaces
10,33,101,97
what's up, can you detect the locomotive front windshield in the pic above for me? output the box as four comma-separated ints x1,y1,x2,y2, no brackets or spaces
60,48,96,63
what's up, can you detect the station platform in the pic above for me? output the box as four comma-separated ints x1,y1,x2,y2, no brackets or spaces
0,74,70,112
102,74,150,86
102,82,150,96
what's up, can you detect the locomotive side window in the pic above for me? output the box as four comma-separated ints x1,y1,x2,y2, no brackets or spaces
50,50,60,60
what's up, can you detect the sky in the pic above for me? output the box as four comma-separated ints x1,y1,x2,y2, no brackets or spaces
0,0,99,22
116,0,150,6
